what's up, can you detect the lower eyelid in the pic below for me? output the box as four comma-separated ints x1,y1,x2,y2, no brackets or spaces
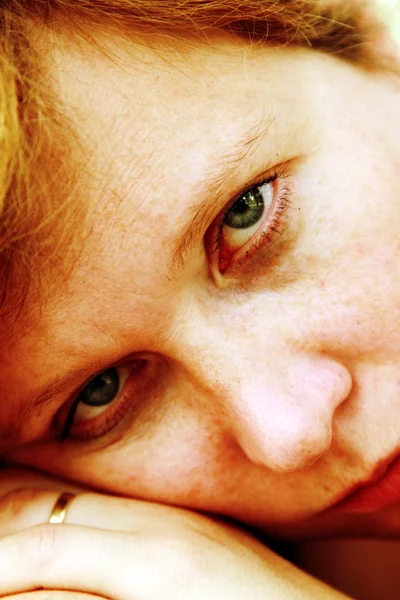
69,387,134,441
59,360,148,441
218,176,293,274
62,356,167,444
72,365,132,424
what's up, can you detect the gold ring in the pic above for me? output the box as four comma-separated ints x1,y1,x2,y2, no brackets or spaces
48,492,76,524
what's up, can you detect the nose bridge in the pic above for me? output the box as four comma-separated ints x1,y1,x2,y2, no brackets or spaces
166,298,251,392
167,302,352,474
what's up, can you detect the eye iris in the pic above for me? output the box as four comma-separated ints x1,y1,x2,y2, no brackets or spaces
79,368,120,407
224,187,265,229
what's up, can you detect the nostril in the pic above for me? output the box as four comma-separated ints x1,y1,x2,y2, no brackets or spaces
238,414,333,474
267,422,333,474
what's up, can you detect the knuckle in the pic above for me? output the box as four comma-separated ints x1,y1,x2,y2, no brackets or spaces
19,524,61,571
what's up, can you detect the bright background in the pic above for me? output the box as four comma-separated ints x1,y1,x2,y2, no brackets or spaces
377,0,400,40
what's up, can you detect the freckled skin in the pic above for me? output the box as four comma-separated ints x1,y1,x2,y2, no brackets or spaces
3,26,400,541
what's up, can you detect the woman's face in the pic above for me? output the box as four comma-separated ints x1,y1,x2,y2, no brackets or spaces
3,24,400,539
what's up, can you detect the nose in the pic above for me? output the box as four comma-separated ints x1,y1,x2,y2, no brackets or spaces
227,356,352,473
166,313,352,473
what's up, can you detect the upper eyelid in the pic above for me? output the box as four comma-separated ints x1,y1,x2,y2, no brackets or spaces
209,171,281,254
61,361,163,445
23,361,111,422
29,357,132,432
58,356,147,432
218,169,283,221
169,160,287,282
64,357,142,406
168,117,275,276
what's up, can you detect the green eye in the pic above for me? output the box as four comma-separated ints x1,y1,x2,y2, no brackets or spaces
61,360,150,441
223,187,265,230
78,368,120,407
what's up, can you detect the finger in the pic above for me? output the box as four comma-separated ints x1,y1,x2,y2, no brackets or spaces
0,469,87,536
0,489,71,536
0,484,214,539
0,524,191,600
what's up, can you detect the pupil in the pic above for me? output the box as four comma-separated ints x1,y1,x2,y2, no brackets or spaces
79,368,120,407
224,187,264,229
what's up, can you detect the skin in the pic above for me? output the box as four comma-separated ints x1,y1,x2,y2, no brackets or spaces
0,474,352,599
2,20,400,543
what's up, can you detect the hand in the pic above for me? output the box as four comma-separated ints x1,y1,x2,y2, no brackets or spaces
0,468,351,599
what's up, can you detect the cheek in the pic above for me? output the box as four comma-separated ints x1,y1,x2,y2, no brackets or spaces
284,153,400,360
12,405,238,509
319,239,400,358
293,267,400,364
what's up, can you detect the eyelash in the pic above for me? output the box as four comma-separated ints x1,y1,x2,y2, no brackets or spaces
58,361,146,442
60,385,124,442
211,164,293,273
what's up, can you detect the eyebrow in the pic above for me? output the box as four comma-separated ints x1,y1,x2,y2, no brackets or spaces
170,114,273,275
16,115,274,429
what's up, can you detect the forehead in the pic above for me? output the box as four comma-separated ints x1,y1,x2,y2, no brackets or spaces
50,29,264,155
44,25,308,181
